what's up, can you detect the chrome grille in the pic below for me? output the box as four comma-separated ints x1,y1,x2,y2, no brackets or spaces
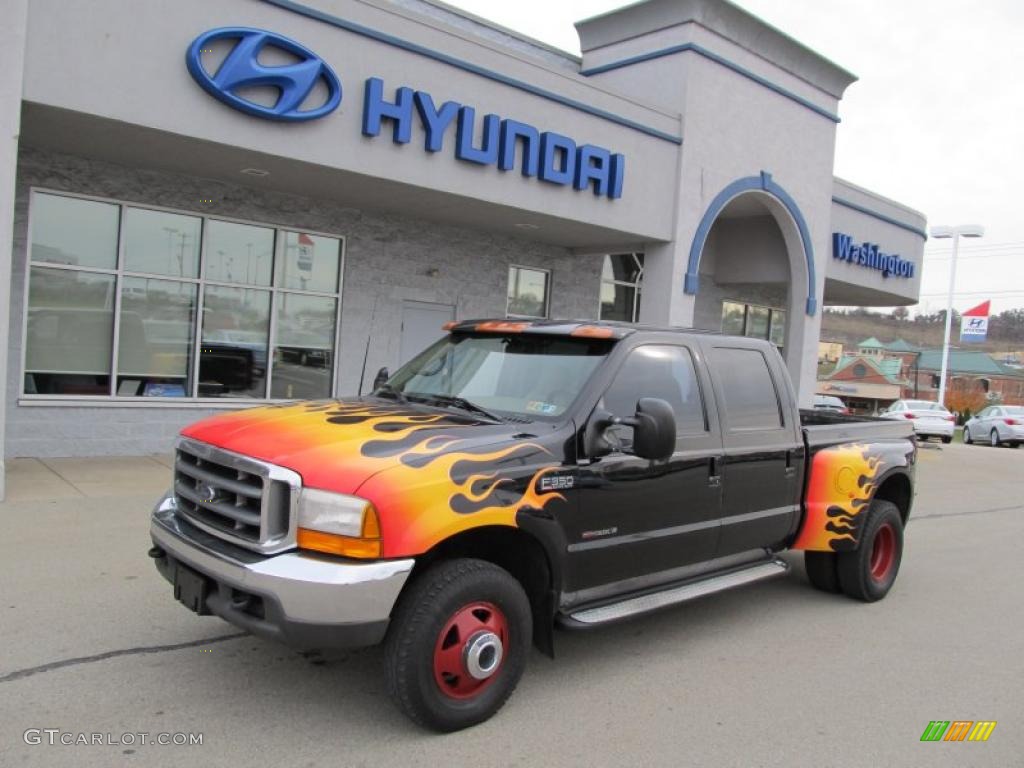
173,438,301,553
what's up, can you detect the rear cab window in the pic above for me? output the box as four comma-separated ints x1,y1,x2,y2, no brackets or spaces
709,346,785,431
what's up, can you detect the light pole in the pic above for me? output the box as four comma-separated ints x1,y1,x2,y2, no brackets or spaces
929,224,984,407
163,226,179,274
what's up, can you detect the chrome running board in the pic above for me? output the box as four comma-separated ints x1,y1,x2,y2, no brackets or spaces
567,558,789,626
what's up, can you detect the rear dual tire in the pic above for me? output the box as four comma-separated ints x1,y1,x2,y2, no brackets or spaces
804,551,841,593
805,500,904,602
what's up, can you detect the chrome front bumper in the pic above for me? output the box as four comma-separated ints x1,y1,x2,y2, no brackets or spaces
150,496,415,649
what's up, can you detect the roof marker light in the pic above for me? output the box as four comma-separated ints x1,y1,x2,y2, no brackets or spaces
475,321,530,333
570,325,615,338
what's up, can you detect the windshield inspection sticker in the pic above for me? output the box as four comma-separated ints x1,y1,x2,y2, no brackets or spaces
526,401,558,414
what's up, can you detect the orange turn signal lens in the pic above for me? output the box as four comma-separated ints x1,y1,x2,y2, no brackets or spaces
442,321,457,331
296,528,382,559
361,504,381,538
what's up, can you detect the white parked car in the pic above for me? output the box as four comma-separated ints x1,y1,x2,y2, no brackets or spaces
813,394,850,414
963,405,1023,448
879,399,956,443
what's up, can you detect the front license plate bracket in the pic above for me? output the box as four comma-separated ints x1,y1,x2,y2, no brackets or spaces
174,564,212,615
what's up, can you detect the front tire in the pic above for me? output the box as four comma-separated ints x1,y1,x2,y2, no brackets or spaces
991,429,1001,448
384,558,532,732
836,500,904,602
963,426,972,444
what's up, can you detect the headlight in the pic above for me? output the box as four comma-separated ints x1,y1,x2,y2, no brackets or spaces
296,488,382,559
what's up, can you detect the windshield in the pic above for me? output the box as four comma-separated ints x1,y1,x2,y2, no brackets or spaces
383,333,613,420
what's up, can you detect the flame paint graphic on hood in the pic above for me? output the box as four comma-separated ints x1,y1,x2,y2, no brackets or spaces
181,400,566,557
793,443,884,552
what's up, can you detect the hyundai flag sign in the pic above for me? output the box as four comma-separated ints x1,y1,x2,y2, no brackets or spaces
960,300,990,343
296,233,315,272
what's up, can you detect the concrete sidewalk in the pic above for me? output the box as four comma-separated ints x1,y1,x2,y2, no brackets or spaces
2,455,173,502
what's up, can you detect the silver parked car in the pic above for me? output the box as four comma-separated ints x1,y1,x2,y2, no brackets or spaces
963,405,1024,448
879,399,956,443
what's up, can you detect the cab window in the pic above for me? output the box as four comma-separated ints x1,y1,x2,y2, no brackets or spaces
711,347,784,430
600,345,707,449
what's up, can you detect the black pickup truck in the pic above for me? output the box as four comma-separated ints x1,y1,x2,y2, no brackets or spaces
150,320,916,731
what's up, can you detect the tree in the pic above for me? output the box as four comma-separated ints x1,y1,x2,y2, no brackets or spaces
892,306,909,321
945,388,987,418
989,309,1024,341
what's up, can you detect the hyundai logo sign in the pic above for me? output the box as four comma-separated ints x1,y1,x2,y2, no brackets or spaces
186,27,341,122
185,27,625,198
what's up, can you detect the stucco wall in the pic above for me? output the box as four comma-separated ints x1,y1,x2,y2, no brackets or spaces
7,147,602,456
827,178,927,306
691,219,789,338
21,0,680,241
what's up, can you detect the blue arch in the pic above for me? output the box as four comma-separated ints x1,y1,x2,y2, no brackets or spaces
684,172,817,316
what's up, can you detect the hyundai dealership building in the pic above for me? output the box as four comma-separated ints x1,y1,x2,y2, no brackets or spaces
0,0,926,477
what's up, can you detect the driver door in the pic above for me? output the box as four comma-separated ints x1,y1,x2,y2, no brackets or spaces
565,343,724,602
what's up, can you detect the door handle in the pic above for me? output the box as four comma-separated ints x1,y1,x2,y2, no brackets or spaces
708,456,721,488
784,449,797,478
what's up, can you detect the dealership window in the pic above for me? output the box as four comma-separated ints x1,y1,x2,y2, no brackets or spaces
506,266,550,319
24,191,343,401
721,301,786,349
600,252,644,322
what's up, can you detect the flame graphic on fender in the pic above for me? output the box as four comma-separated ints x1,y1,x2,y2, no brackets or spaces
793,443,883,552
182,401,566,557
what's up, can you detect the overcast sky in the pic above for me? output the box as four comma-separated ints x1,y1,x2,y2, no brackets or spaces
443,0,1024,316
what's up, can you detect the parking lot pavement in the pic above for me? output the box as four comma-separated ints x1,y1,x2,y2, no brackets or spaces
1,440,1021,767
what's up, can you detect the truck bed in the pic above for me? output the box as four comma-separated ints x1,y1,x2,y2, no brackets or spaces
799,409,914,451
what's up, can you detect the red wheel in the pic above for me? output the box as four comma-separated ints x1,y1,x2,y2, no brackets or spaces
433,601,508,699
869,522,896,582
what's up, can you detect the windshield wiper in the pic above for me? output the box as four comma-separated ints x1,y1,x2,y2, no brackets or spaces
374,383,408,404
410,393,504,423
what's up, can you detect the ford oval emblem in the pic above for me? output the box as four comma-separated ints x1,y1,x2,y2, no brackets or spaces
186,27,342,122
196,484,219,503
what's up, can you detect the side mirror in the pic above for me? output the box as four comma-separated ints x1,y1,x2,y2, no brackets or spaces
372,367,389,391
584,397,676,461
630,398,676,461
